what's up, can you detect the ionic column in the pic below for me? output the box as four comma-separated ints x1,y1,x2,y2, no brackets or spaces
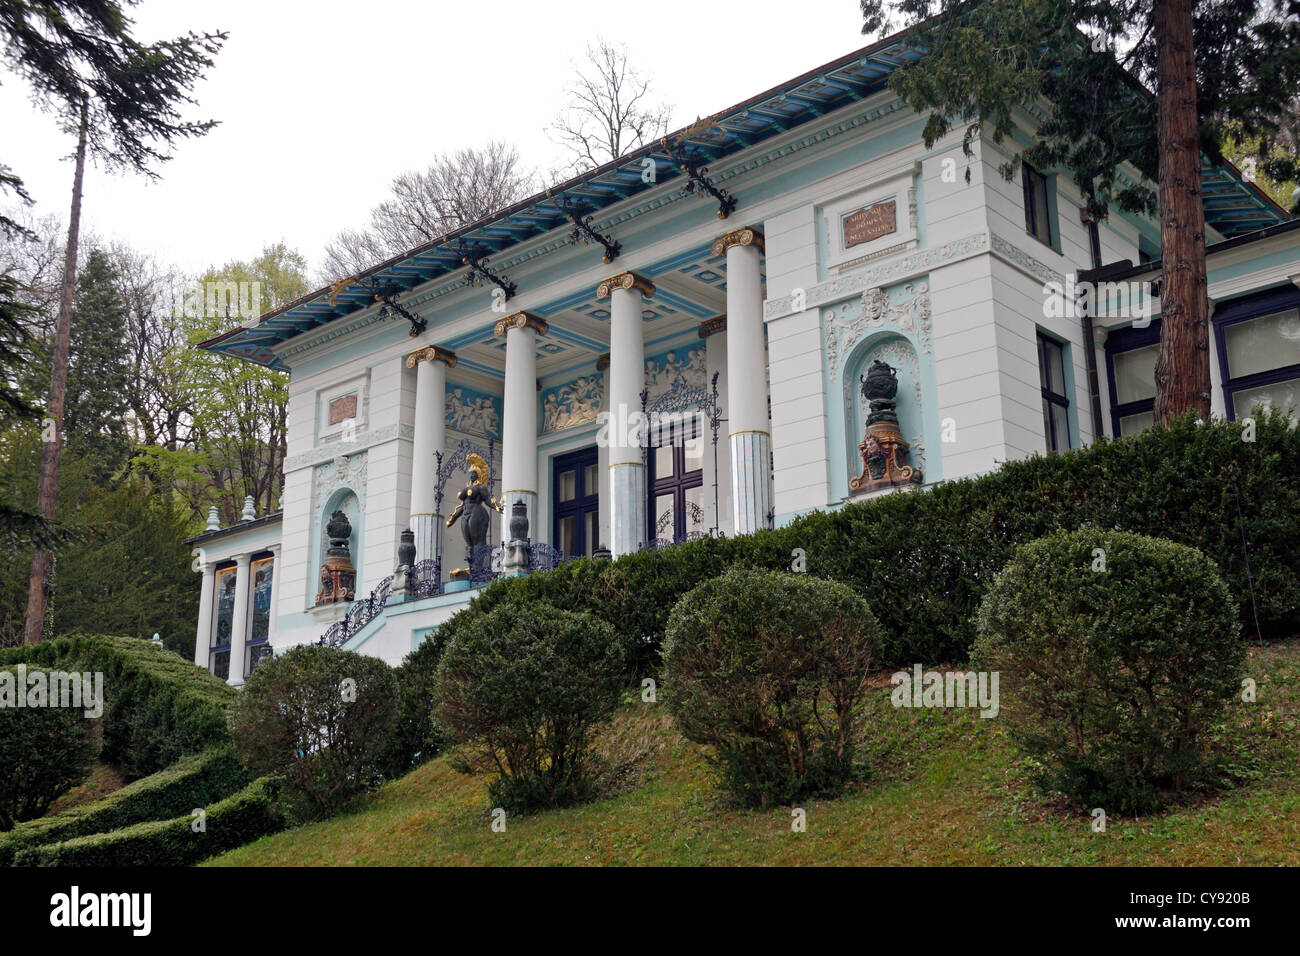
227,552,252,686
495,312,548,543
266,545,282,649
407,345,457,563
599,272,655,556
714,227,771,534
193,562,215,669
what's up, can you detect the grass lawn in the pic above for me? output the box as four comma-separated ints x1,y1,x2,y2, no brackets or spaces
207,637,1300,866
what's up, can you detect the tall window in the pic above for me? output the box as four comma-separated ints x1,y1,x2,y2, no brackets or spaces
1023,162,1053,247
649,418,705,545
1038,331,1072,451
1105,321,1160,437
210,565,237,680
247,556,274,678
1215,289,1300,421
552,446,600,558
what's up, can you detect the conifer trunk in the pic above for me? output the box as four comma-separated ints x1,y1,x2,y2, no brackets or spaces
1152,0,1212,423
23,106,87,644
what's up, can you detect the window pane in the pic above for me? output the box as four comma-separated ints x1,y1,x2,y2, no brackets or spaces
583,462,598,497
684,486,705,535
583,510,599,556
213,568,236,648
1042,338,1065,394
683,436,704,474
1119,410,1155,436
654,445,675,480
1224,309,1300,379
653,494,674,539
1042,398,1054,449
1113,344,1158,405
1026,168,1051,244
1233,377,1300,420
249,558,274,645
1051,403,1071,450
557,515,576,556
558,469,576,503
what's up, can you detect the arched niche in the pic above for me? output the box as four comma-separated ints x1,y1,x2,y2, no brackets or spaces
842,333,926,489
319,487,362,571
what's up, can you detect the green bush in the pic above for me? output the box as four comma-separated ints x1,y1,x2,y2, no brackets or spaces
433,600,628,812
972,529,1245,813
0,634,235,778
0,745,251,864
0,665,99,829
451,413,1299,671
663,567,882,807
233,645,398,822
383,632,447,777
13,776,284,867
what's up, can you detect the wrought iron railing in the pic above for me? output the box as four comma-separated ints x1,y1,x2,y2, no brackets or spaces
319,573,393,648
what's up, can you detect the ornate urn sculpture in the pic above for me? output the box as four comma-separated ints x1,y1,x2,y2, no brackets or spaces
850,359,923,494
315,510,357,604
445,453,503,580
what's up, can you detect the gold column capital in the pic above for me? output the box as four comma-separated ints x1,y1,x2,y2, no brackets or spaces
405,344,457,369
698,315,727,338
493,311,549,337
711,226,764,257
596,271,655,299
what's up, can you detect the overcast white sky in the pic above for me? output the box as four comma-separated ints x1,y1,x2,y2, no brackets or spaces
1,0,870,278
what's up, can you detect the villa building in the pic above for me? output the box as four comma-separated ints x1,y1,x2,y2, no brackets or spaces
185,33,1300,681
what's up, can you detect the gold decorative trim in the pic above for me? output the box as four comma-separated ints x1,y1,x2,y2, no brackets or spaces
608,461,645,469
405,345,457,369
596,271,655,299
727,429,771,439
711,226,765,257
501,488,538,496
698,315,727,338
492,311,549,337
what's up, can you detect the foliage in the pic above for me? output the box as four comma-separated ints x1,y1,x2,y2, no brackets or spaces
0,664,99,829
233,645,398,823
452,414,1300,674
384,633,448,778
859,0,1300,218
0,634,236,777
972,528,1245,813
0,745,250,864
60,247,132,481
13,775,284,867
433,600,629,813
663,567,882,807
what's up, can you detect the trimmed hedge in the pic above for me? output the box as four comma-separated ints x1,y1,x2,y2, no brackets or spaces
0,746,252,865
452,413,1299,669
973,529,1245,812
0,634,235,778
13,776,285,867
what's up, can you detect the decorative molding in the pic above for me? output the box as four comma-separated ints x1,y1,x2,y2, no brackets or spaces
405,344,457,368
766,232,988,321
596,271,656,299
711,226,764,257
989,233,1065,287
445,383,501,438
697,315,727,338
644,345,708,403
824,281,933,383
311,451,368,523
492,311,548,337
542,374,604,433
286,423,413,472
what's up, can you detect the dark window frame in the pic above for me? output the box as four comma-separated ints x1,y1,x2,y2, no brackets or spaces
1022,162,1053,247
1104,319,1162,437
551,445,600,559
1212,285,1300,421
647,418,704,545
1038,330,1072,451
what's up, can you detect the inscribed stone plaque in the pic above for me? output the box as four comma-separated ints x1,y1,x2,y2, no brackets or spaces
328,394,357,425
843,200,897,249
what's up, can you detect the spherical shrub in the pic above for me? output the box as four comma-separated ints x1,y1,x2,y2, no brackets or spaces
432,600,628,813
972,528,1244,813
663,567,883,807
0,665,99,829
233,645,398,822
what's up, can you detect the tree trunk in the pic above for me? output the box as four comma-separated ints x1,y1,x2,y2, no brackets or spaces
1152,0,1212,423
23,107,88,645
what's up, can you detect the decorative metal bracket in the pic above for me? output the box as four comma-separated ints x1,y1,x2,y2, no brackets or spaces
661,138,736,219
457,244,517,301
549,189,621,263
357,279,426,337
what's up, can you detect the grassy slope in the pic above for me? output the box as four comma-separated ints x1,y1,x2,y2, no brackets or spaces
209,639,1300,867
